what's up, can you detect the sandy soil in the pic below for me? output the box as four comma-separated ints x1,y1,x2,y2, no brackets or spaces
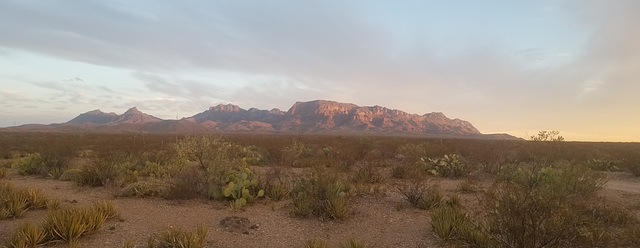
1,170,639,248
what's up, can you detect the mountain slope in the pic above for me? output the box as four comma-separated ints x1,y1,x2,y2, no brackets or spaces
5,100,517,139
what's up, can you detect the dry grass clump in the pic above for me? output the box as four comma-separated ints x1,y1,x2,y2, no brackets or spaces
147,226,208,248
0,167,7,178
397,179,443,210
304,239,329,248
291,172,351,220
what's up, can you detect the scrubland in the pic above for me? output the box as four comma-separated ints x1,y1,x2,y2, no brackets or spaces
1,132,640,247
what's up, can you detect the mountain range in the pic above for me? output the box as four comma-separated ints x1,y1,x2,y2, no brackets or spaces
3,100,518,139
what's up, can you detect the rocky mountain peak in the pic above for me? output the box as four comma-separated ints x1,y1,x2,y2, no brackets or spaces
209,104,241,112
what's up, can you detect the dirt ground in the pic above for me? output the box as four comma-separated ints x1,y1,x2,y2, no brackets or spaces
1,170,639,248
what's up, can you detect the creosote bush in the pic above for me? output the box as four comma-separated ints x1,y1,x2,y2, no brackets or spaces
431,161,640,248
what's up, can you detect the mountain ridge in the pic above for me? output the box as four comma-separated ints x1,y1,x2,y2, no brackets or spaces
3,100,519,139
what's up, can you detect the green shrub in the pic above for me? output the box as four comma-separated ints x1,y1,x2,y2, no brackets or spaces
434,161,622,248
291,172,351,220
11,153,45,175
75,151,135,187
586,158,620,172
10,153,70,178
147,226,208,248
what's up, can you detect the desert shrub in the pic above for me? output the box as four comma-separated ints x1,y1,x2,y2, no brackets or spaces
396,143,427,164
291,172,351,220
484,162,607,247
4,221,47,248
586,158,620,172
241,145,269,165
75,151,136,187
164,164,207,200
118,179,168,198
421,154,469,178
397,180,443,210
304,239,329,248
11,153,45,175
59,168,83,181
350,165,385,184
341,238,371,248
174,135,243,170
391,163,428,179
281,140,315,167
261,166,291,201
10,153,70,178
623,158,640,177
147,226,208,248
433,161,625,248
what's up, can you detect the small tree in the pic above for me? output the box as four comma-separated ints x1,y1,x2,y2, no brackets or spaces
530,130,564,141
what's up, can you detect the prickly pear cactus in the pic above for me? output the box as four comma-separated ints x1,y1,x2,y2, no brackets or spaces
224,167,264,210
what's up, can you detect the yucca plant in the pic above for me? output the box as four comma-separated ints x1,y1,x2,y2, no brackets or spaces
4,221,47,248
3,191,29,219
44,209,88,247
92,200,118,219
25,188,48,209
147,226,208,248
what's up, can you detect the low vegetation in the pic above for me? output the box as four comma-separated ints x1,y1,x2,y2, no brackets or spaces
1,132,639,247
146,226,209,248
4,200,118,248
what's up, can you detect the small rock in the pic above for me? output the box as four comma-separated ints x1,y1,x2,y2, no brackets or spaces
250,223,260,229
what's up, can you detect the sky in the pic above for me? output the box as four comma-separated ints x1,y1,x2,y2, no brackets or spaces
0,0,639,142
